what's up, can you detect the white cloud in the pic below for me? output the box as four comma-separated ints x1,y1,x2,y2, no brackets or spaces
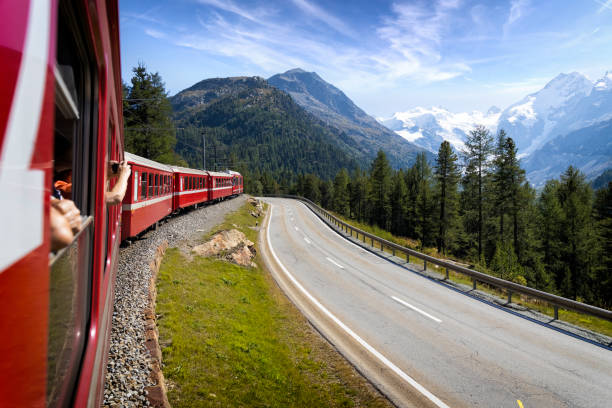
374,0,470,81
196,0,268,22
504,0,530,35
290,0,356,38
595,0,612,13
145,28,166,39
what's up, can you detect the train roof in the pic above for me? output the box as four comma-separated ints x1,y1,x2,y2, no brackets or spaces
228,170,242,176
125,152,173,172
169,166,209,176
207,170,235,177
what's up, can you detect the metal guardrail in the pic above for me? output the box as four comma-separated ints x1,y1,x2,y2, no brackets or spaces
264,194,612,323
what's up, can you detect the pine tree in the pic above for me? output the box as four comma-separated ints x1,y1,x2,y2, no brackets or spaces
503,137,526,257
434,141,460,255
537,179,563,291
557,166,596,301
368,150,392,229
492,129,510,244
303,173,321,204
332,168,350,217
320,180,334,209
414,152,435,248
349,168,368,221
123,64,177,162
404,165,419,239
462,125,494,260
390,170,407,235
594,182,612,307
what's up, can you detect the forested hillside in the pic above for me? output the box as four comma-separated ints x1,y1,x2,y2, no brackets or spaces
170,77,365,191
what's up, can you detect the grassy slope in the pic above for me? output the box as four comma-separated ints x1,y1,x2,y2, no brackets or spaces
156,201,393,407
329,212,612,338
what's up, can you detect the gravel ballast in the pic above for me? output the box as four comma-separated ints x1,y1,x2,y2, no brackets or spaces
103,195,247,407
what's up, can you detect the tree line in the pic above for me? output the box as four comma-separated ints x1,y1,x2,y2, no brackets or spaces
250,126,611,309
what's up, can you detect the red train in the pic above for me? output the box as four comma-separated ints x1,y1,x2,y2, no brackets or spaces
0,1,242,407
121,152,243,240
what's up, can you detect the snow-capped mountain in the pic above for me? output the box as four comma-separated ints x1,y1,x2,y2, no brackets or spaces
380,106,501,153
497,72,593,155
383,70,612,187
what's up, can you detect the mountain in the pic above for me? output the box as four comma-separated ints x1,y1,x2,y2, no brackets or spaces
592,168,612,190
267,68,430,169
384,70,612,187
523,118,612,187
169,76,361,180
380,106,501,153
497,72,593,155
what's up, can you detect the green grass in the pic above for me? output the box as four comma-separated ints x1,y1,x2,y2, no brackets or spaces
329,212,612,339
156,201,393,408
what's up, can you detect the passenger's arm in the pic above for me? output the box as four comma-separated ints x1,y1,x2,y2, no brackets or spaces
50,198,82,252
105,161,131,205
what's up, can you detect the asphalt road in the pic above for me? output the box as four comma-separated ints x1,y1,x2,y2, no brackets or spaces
260,198,612,408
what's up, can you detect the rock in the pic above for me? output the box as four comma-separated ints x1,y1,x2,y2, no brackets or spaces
192,229,254,257
229,244,256,267
192,229,256,267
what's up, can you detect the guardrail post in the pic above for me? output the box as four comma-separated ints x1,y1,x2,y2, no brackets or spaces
508,291,512,304
554,306,559,320
424,260,427,271
362,234,366,243
371,238,374,247
392,248,395,256
406,253,410,263
472,279,477,290
445,268,449,280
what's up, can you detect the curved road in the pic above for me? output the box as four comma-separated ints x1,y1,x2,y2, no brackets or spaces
260,198,612,408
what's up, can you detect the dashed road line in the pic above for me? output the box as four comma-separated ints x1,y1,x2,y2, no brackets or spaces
391,296,442,323
326,257,345,269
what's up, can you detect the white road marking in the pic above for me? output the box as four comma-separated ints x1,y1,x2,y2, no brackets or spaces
304,236,311,244
326,257,344,269
300,203,379,259
391,296,442,323
266,206,449,408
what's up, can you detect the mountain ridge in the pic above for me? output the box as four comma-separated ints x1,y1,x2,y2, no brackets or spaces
268,68,432,169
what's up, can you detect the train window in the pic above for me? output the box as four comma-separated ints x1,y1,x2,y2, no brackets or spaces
48,1,99,406
155,174,159,196
140,172,147,200
134,171,138,202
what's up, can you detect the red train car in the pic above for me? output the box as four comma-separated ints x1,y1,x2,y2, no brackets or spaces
121,152,173,240
230,170,244,195
208,170,234,201
0,0,123,406
172,166,210,210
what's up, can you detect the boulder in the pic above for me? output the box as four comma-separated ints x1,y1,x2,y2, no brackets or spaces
192,229,256,267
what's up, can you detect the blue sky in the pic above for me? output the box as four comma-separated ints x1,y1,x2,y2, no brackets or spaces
120,0,612,117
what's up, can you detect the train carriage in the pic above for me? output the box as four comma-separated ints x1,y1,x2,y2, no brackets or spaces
0,0,123,406
229,170,244,195
172,166,210,210
121,152,173,240
208,171,234,201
